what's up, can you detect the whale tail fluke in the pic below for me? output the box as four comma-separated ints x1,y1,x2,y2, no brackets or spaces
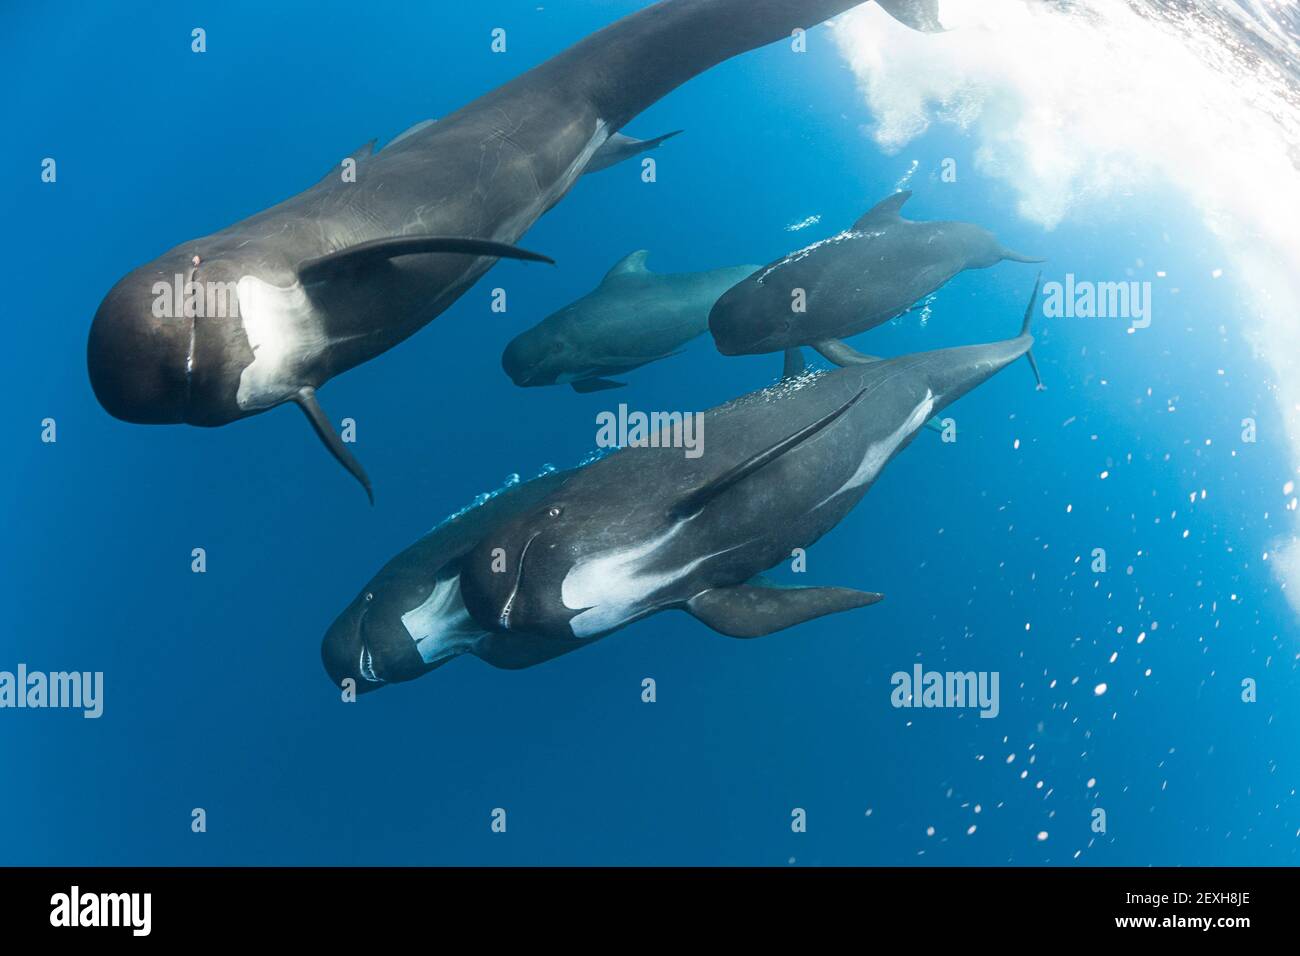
876,0,947,32
1020,272,1046,391
294,387,374,504
538,0,941,132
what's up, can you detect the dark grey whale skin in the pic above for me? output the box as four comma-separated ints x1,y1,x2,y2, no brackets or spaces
459,283,1042,648
708,191,1043,361
321,470,580,695
86,0,939,498
502,251,759,391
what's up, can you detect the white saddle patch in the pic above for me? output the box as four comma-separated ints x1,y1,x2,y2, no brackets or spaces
812,389,936,512
561,524,691,639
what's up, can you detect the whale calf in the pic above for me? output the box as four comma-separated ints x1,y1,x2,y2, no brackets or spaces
321,469,584,694
708,191,1043,370
459,277,1044,646
502,251,760,392
86,0,941,501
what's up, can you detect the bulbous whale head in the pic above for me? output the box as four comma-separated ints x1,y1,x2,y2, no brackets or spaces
87,245,259,427
321,568,479,694
708,270,799,355
501,323,568,387
88,253,202,425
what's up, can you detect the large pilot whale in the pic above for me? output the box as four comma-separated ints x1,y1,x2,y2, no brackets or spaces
87,0,943,501
459,277,1043,645
709,191,1043,371
321,469,580,694
502,251,759,392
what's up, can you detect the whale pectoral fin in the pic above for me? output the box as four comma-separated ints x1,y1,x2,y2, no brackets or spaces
1000,247,1047,264
585,130,683,175
297,237,555,285
293,386,374,505
812,339,882,367
782,348,806,379
876,0,948,32
572,378,627,393
671,384,870,520
686,585,884,638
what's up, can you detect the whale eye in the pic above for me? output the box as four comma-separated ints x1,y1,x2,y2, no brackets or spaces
364,592,374,602
547,506,562,518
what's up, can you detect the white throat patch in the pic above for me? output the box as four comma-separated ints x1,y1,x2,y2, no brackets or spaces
234,275,325,411
400,575,485,665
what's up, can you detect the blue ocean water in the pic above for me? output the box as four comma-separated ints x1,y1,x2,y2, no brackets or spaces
2,0,1297,865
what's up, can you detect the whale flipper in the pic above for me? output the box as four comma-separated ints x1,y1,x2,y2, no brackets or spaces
585,131,683,175
1000,247,1047,264
813,339,881,367
876,0,947,32
685,584,884,638
672,385,869,520
297,237,555,285
293,387,373,504
572,378,627,393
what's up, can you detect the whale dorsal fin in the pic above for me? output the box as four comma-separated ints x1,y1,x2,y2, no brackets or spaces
853,190,912,230
602,250,651,283
384,119,437,151
671,385,869,520
297,237,554,285
309,140,376,191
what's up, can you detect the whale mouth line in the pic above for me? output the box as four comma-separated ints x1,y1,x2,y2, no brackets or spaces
358,644,384,684
499,531,541,630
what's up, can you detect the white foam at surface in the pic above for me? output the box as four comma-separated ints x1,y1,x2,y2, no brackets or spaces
832,0,1300,615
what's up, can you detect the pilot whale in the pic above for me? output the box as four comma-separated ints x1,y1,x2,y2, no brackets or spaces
709,191,1043,370
321,469,581,694
87,0,942,501
502,251,759,392
459,277,1044,646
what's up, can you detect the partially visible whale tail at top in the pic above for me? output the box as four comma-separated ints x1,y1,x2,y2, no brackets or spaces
1020,272,1046,391
502,0,943,134
876,0,947,33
